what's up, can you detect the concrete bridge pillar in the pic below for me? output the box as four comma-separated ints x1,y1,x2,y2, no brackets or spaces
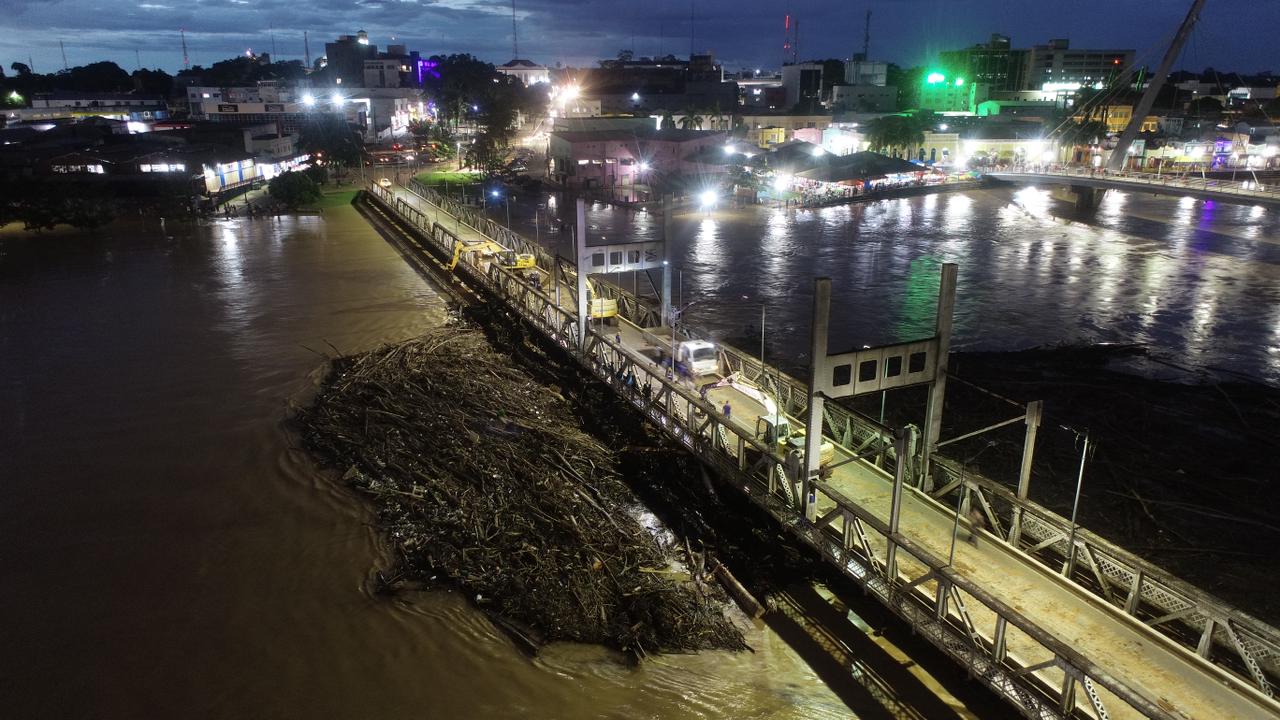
1051,185,1105,210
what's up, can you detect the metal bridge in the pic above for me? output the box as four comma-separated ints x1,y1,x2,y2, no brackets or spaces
984,168,1280,209
359,179,1280,720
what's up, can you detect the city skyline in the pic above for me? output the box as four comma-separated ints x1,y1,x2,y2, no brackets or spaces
3,0,1277,77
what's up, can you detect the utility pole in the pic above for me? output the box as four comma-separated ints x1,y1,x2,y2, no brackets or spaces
1107,0,1207,171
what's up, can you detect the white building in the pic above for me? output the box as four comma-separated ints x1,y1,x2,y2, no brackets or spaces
845,59,888,86
782,62,824,108
497,59,550,86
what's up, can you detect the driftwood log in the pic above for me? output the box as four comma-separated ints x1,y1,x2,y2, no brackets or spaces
298,323,747,656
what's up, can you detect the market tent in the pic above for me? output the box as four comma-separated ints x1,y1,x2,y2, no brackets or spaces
795,151,923,183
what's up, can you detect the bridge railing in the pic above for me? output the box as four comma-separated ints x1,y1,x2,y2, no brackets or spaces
374,181,1280,703
364,181,1247,719
988,167,1280,201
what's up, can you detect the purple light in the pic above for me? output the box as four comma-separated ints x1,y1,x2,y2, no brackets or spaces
416,59,440,85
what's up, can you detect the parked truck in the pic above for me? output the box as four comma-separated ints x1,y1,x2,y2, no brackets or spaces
638,326,720,377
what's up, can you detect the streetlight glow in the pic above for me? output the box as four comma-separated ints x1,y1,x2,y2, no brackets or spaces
302,93,316,107
773,174,791,192
331,92,343,105
699,189,717,207
638,161,651,172
631,92,640,101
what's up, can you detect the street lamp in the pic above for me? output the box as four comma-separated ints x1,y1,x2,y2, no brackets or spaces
331,92,343,105
491,189,510,228
699,189,717,214
302,93,316,107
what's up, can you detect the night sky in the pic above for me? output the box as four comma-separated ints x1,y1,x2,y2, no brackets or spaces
3,0,1276,76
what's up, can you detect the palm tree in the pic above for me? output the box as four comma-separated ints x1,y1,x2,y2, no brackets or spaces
659,109,676,130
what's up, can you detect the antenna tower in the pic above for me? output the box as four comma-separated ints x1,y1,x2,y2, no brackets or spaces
60,40,69,70
689,0,695,57
180,29,190,69
793,18,799,63
783,13,791,65
304,31,311,68
511,0,519,58
863,9,871,59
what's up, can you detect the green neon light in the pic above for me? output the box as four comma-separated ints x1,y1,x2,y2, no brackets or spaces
926,72,946,84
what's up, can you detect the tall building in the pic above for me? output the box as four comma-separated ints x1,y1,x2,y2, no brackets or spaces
324,31,378,87
782,62,824,109
918,74,989,113
939,34,1027,92
497,59,550,86
938,35,1133,95
844,59,888,87
1024,39,1134,92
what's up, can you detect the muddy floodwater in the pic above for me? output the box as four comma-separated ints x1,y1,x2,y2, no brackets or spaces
0,207,866,719
507,186,1280,385
8,180,1275,718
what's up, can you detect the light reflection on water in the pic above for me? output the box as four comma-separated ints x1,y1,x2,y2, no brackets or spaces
508,188,1280,384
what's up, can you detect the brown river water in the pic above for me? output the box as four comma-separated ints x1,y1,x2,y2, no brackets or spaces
16,182,1260,717
0,205,915,719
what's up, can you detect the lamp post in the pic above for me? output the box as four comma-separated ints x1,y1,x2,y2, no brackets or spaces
491,189,510,228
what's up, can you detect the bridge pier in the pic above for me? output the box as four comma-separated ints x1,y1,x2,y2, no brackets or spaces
1050,185,1105,210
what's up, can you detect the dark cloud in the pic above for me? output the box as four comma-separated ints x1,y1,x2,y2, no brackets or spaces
3,0,1275,75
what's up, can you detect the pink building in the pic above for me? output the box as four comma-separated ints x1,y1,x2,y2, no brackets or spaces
549,128,728,199
792,127,824,145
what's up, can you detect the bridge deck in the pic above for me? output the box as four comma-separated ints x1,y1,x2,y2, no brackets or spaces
385,184,1277,719
986,169,1280,208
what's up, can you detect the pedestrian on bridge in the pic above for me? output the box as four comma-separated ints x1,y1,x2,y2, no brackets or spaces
966,507,987,545
722,401,731,420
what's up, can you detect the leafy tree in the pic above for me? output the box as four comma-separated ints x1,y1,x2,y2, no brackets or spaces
408,119,433,138
1055,119,1108,149
64,196,115,230
464,132,505,178
131,68,173,96
1188,96,1224,117
679,110,704,130
299,114,362,169
9,62,30,75
304,164,329,186
268,170,321,208
864,114,923,157
659,110,676,130
56,61,132,92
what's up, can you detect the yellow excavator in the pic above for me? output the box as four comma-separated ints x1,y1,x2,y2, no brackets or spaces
449,238,536,274
447,238,616,319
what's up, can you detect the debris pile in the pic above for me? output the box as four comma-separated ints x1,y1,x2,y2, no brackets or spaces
298,325,747,655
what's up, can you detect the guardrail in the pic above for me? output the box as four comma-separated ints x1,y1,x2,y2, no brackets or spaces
987,168,1280,203
385,180,1280,704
